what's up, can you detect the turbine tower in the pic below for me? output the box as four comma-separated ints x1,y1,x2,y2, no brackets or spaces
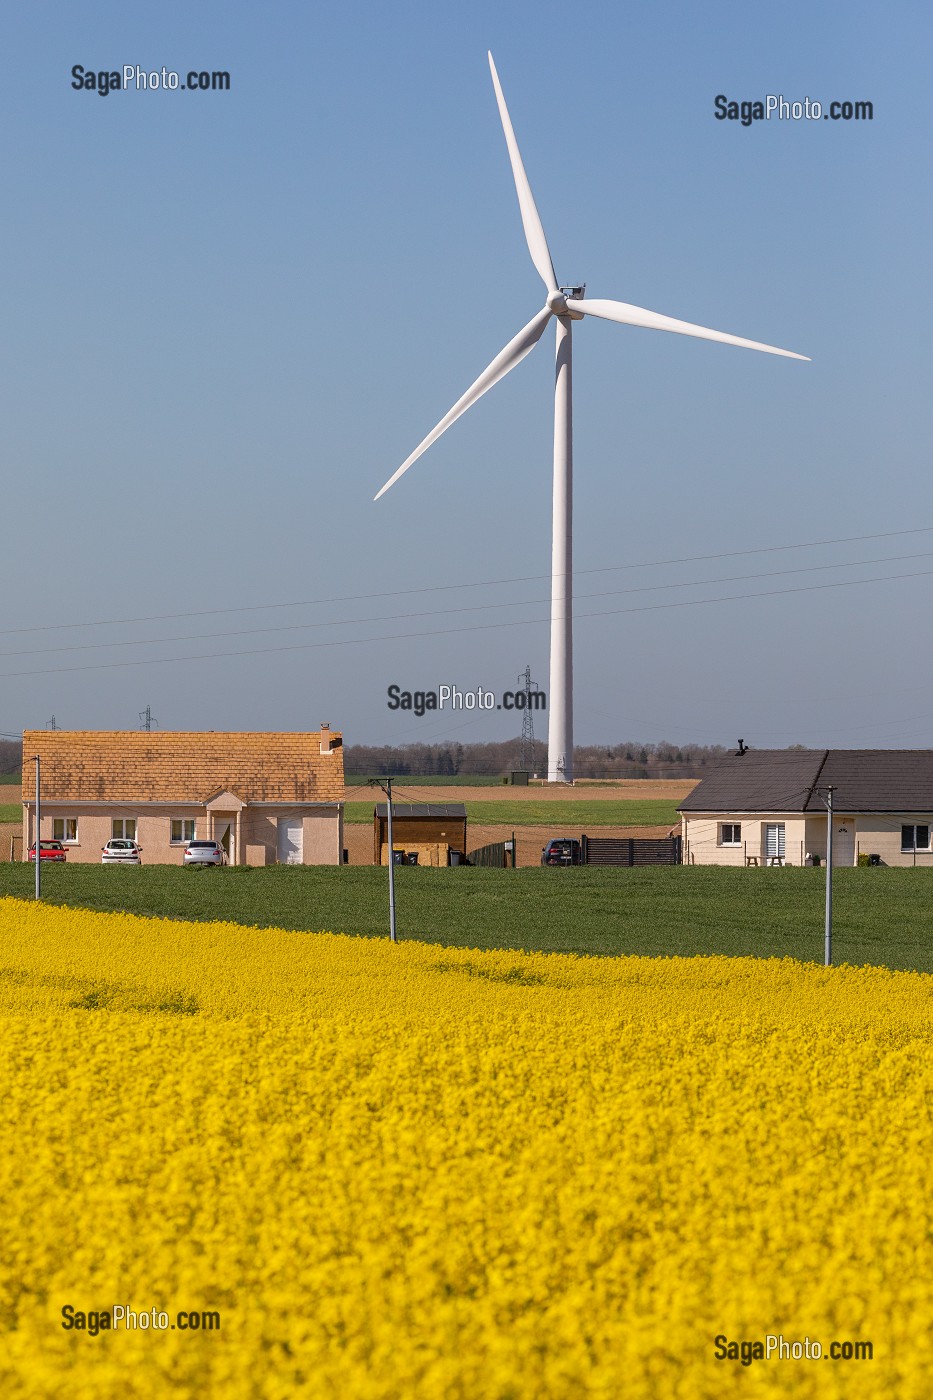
376,52,808,783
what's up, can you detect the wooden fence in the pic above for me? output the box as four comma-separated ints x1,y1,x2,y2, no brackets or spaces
581,835,682,867
466,840,516,869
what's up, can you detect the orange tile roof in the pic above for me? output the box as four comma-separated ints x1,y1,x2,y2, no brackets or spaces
22,731,344,804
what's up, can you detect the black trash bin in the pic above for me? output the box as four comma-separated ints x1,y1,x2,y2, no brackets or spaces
407,852,419,866
392,850,405,866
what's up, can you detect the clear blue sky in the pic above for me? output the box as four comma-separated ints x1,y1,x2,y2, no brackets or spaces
2,1,931,750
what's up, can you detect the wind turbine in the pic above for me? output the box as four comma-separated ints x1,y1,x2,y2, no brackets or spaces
375,52,808,783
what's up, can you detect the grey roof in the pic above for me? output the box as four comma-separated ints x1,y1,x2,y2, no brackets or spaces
680,749,933,815
679,750,824,813
374,803,467,819
802,751,933,813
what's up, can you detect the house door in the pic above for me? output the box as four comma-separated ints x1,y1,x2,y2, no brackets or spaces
215,820,232,859
277,818,303,865
832,820,855,867
764,823,786,864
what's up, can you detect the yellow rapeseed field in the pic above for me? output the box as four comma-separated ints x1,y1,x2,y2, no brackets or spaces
0,895,931,1398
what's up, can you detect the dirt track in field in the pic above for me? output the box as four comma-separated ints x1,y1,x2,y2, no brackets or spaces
0,823,20,860
344,820,677,868
1,787,22,863
342,779,696,804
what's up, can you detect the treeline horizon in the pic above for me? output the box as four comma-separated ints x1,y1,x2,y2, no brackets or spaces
0,739,20,775
345,738,816,780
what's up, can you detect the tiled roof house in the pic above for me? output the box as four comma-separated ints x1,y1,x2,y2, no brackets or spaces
679,748,933,867
22,728,344,865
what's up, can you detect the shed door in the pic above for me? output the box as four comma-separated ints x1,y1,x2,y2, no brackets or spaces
765,823,785,860
277,818,303,865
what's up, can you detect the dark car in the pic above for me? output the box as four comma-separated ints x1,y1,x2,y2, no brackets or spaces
27,840,68,862
541,838,582,866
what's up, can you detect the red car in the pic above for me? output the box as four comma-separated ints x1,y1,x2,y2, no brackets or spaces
27,840,68,862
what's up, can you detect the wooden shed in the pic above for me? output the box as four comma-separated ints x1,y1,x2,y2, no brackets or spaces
373,803,467,867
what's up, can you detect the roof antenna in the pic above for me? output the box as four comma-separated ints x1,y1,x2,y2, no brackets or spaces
736,738,747,755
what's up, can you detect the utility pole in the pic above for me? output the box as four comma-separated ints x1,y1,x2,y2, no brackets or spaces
34,754,41,901
824,785,834,966
368,777,398,943
139,706,158,732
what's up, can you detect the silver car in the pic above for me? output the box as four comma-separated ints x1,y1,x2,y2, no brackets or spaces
101,839,143,865
184,839,226,867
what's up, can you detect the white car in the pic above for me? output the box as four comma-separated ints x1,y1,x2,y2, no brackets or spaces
183,839,226,867
101,839,143,865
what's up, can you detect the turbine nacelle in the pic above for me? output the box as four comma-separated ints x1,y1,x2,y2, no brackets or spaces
548,286,586,319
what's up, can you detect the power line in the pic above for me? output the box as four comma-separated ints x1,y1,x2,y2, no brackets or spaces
1,523,932,639
2,562,933,682
1,547,931,662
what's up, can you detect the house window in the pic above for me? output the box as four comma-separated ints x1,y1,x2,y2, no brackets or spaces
720,823,742,846
901,824,931,852
112,818,137,840
171,819,196,844
52,818,78,843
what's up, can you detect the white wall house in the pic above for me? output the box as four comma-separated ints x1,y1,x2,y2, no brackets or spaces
680,750,933,868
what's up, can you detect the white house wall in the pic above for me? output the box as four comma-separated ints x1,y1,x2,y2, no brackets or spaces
682,814,809,866
684,811,933,867
853,814,933,866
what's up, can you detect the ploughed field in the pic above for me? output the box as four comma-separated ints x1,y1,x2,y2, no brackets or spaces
0,897,930,1397
342,778,695,805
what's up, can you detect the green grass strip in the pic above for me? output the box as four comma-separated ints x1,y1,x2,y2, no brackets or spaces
0,864,930,974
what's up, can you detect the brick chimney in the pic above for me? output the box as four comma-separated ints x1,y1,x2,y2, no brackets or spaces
320,723,332,755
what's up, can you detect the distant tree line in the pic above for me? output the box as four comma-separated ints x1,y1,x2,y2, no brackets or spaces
344,739,805,779
0,739,20,775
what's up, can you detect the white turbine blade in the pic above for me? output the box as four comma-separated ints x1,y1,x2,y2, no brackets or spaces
375,307,552,499
565,297,810,361
488,52,557,297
